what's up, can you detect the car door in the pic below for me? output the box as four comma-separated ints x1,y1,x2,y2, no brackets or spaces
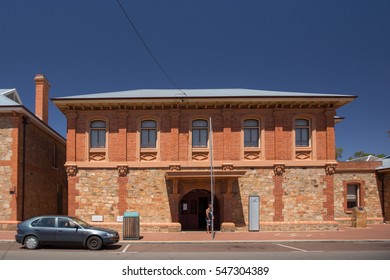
33,217,57,242
56,217,85,244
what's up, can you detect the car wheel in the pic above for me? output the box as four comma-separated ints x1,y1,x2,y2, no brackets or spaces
24,235,39,250
86,236,103,250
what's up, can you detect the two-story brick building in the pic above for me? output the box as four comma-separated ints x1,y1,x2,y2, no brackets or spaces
52,89,387,232
0,75,67,230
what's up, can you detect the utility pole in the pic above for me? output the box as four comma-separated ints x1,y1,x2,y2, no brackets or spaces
209,117,215,240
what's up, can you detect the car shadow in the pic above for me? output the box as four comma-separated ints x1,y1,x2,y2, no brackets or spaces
121,236,144,240
19,244,123,251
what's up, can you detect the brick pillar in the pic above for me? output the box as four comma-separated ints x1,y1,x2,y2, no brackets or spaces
168,178,180,222
66,166,79,216
273,109,284,160
223,109,232,160
273,164,285,222
118,110,128,162
170,109,180,162
66,111,77,163
223,193,234,222
117,165,129,215
221,179,234,223
325,109,336,160
324,163,336,221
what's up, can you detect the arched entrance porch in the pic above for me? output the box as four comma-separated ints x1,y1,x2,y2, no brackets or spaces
179,189,220,231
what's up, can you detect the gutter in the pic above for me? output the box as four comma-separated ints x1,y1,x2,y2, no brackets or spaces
382,174,386,223
21,116,27,221
378,173,386,223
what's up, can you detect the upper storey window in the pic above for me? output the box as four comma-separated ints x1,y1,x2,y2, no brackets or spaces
90,120,106,148
89,120,107,162
141,120,157,148
295,119,310,147
192,119,208,148
244,119,260,148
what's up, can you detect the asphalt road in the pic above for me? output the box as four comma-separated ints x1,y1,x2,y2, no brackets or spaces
1,241,390,260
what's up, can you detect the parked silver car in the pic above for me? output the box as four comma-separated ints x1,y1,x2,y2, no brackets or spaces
15,215,119,250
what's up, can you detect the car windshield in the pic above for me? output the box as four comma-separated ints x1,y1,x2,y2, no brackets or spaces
70,217,91,228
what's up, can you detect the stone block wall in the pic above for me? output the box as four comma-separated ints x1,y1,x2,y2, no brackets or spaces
70,163,384,232
0,165,13,222
75,169,120,222
282,168,327,222
127,169,171,223
0,116,13,161
237,168,275,226
0,116,15,226
74,169,172,224
334,171,383,224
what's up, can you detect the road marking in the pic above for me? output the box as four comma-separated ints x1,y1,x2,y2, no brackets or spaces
275,243,308,252
122,244,130,253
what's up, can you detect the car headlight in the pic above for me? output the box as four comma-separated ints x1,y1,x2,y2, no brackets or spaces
105,233,115,237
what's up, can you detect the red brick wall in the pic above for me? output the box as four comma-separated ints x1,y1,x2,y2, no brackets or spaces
22,119,67,219
65,107,335,164
335,162,383,224
0,115,17,224
383,173,390,223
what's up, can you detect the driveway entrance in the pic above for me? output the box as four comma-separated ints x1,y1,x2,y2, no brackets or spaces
179,189,220,231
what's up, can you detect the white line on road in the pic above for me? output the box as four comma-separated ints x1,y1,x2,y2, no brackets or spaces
275,243,308,252
122,244,130,253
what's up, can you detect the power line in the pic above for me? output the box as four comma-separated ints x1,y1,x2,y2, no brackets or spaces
115,0,187,97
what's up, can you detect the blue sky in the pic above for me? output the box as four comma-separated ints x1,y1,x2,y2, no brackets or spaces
1,0,389,160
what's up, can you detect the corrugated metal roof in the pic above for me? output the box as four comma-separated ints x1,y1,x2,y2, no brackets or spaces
56,88,356,100
347,155,383,162
377,158,390,171
0,89,22,106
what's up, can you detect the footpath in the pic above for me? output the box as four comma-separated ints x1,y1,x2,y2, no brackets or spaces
1,224,390,243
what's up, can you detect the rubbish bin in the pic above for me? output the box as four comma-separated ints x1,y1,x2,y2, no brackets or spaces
123,211,140,240
351,207,367,228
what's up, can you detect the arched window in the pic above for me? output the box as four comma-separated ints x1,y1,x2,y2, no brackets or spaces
141,120,157,148
90,120,106,148
295,119,310,147
192,119,208,148
244,119,260,147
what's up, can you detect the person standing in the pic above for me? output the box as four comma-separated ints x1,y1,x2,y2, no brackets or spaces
205,203,213,233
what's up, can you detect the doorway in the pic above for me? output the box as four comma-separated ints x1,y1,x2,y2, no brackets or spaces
179,189,220,231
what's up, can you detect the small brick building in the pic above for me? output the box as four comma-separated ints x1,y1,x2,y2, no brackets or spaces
52,89,388,232
0,75,67,230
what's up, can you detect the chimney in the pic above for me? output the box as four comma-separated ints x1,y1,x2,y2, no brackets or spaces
34,74,50,124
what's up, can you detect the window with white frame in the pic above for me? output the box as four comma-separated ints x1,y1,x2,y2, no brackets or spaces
244,119,260,147
192,119,208,148
141,120,157,148
295,118,310,147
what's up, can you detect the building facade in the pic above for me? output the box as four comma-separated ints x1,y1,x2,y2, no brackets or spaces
0,75,67,230
53,89,388,232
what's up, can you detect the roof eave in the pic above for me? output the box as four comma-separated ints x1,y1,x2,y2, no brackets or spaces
52,95,356,112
